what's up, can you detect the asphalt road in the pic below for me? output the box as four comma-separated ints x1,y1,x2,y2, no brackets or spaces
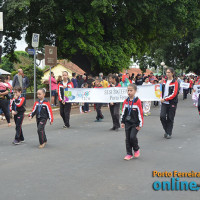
0,95,199,200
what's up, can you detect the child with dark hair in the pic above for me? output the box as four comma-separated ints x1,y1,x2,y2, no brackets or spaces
82,83,90,113
121,84,143,160
58,71,74,128
94,79,104,122
10,86,26,145
183,78,189,100
29,88,53,148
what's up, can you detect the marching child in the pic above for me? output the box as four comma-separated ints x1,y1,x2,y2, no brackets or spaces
94,78,104,122
29,88,53,149
10,86,26,145
58,71,74,128
183,78,189,100
121,84,143,160
142,77,151,116
82,83,90,113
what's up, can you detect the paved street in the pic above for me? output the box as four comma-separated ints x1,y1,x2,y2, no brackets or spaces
0,95,200,200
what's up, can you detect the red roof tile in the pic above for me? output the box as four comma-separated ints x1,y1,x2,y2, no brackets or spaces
44,60,85,75
122,68,153,76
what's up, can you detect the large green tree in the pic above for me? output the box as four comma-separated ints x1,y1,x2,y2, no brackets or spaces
2,0,200,74
138,27,200,75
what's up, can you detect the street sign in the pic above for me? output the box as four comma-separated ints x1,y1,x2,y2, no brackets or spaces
32,33,40,48
27,48,35,55
45,45,57,66
0,12,3,31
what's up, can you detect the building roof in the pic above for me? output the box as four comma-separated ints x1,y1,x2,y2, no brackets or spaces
122,68,153,76
44,60,85,75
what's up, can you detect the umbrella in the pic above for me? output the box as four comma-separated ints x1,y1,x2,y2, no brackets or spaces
0,69,11,75
185,72,196,76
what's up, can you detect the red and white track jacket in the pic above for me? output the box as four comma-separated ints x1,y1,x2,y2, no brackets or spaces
58,80,74,102
162,79,179,104
121,97,144,128
29,99,53,123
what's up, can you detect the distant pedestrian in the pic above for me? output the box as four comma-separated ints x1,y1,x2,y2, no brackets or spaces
49,72,57,107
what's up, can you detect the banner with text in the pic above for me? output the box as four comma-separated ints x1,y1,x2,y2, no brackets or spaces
63,84,162,103
193,85,200,95
180,82,190,89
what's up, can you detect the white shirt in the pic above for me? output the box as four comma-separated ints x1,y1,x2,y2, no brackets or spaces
163,80,172,104
63,81,68,87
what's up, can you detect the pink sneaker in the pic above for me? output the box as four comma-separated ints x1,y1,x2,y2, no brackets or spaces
124,155,133,160
134,150,140,158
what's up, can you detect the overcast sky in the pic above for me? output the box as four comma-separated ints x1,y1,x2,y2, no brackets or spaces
16,34,27,51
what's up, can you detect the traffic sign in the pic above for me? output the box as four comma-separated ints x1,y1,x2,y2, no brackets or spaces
27,48,35,55
45,45,57,66
32,33,40,48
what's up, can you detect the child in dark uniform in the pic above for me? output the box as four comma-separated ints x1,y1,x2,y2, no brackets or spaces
10,86,26,145
121,84,143,160
29,88,53,149
94,79,104,122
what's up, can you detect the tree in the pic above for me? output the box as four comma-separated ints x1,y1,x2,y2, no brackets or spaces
0,56,14,72
2,0,200,74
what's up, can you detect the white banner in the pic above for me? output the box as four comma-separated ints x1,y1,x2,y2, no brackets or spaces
180,82,190,89
63,84,162,103
193,85,200,95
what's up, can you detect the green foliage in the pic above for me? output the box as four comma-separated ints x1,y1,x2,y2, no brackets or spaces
2,0,200,74
1,50,44,91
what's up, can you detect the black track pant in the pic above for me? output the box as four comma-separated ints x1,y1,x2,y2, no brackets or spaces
0,99,10,123
14,114,24,141
189,88,192,94
125,126,139,155
37,118,47,145
83,103,89,112
160,103,177,136
183,89,188,99
109,103,120,128
60,102,71,127
95,103,104,120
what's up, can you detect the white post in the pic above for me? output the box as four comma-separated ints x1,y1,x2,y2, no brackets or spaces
33,48,36,102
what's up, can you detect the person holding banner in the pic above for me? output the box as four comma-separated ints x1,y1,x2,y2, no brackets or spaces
109,75,121,131
160,67,179,139
183,78,189,100
142,77,152,116
94,79,104,122
58,71,74,128
192,82,199,107
121,84,143,160
189,77,194,95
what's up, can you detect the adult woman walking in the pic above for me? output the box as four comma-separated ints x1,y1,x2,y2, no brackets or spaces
160,67,179,139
